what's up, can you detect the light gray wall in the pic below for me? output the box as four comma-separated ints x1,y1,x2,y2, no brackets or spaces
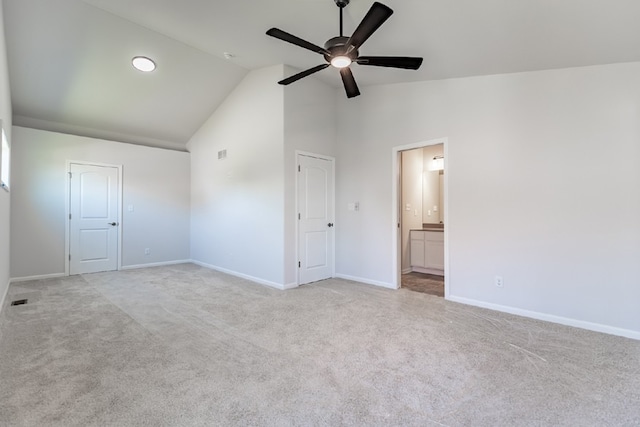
188,65,337,288
283,66,337,286
10,127,190,278
0,0,12,309
188,65,287,287
336,62,640,338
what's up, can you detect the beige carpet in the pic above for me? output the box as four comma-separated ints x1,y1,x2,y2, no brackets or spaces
0,263,638,426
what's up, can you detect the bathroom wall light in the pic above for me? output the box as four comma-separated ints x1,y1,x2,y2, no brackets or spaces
132,56,156,72
428,155,444,171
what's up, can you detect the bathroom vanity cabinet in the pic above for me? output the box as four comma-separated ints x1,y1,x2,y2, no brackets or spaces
410,230,444,275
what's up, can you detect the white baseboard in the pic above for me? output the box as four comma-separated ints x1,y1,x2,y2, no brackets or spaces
10,272,66,283
401,268,412,274
121,260,192,270
191,260,293,291
334,273,396,290
447,295,640,341
282,282,299,290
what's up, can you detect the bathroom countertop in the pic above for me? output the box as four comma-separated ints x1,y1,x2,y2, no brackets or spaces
411,228,444,232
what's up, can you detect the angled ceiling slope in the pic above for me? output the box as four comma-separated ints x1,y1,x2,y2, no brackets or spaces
4,0,640,150
4,0,248,151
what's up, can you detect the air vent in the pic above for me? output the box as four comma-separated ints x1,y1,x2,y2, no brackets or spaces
218,149,227,160
11,299,28,306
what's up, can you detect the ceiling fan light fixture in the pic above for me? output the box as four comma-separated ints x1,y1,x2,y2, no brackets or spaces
132,56,156,72
331,55,351,68
266,1,422,98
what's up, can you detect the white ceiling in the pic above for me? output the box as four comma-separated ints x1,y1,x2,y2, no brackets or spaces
4,0,640,150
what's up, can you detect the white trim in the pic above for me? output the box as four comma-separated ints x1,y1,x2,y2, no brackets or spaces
401,267,412,275
448,295,640,341
334,273,394,290
121,260,192,270
391,138,449,295
191,260,295,291
9,272,67,283
295,151,336,286
295,150,335,161
0,279,10,311
282,282,299,290
65,160,123,276
0,124,10,192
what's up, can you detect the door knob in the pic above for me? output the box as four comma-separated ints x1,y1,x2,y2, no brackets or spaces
108,222,118,226
327,223,334,227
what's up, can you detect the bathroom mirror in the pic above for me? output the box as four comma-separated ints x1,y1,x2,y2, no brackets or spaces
422,144,444,224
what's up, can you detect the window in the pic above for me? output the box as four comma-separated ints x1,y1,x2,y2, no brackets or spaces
1,126,9,191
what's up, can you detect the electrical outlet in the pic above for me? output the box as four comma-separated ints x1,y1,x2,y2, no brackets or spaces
495,276,504,288
144,248,150,255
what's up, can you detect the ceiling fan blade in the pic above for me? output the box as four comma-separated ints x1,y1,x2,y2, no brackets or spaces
278,64,330,85
266,28,330,56
356,56,424,70
345,2,393,52
340,67,360,98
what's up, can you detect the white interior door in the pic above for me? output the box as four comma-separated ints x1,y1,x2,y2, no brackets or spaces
69,163,119,274
298,154,334,285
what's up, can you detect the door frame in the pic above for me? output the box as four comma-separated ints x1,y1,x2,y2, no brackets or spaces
65,160,123,276
295,150,336,285
391,138,450,297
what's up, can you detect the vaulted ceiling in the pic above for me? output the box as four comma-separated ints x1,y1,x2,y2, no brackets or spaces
4,0,640,150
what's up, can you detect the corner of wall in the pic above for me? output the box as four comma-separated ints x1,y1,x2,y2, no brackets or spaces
187,64,288,286
0,0,14,317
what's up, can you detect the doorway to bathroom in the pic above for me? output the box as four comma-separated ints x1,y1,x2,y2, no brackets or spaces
392,138,448,297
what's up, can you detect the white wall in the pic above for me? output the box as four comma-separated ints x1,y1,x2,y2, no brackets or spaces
188,65,337,288
0,0,12,309
188,66,287,287
400,149,423,272
336,62,640,338
283,66,337,285
10,126,190,278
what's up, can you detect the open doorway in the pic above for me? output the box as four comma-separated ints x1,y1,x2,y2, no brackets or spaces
392,139,448,297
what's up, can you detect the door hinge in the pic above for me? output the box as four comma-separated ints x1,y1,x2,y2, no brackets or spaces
298,165,300,172
68,172,72,178
298,213,301,220
298,261,301,268
69,254,71,261
69,213,72,220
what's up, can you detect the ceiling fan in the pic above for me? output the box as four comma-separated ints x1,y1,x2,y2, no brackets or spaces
266,0,423,98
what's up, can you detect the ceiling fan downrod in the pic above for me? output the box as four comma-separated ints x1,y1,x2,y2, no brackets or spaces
266,0,423,98
335,0,349,37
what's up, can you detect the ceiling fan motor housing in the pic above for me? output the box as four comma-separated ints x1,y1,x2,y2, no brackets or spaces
323,36,358,62
266,1,423,98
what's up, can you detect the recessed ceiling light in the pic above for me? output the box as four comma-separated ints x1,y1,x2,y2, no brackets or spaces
132,56,156,72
